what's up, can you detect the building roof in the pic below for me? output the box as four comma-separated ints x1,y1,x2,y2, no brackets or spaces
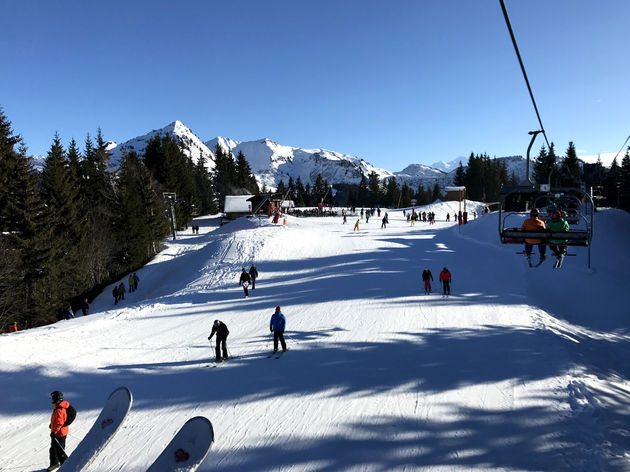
224,195,254,213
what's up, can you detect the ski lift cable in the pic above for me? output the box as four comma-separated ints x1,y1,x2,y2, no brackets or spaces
611,134,630,163
499,0,551,150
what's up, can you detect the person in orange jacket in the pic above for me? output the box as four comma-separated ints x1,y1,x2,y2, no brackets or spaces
521,208,547,262
9,321,18,332
439,267,452,296
48,391,70,470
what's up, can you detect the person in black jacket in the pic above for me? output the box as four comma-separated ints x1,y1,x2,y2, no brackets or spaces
208,320,230,362
239,268,251,298
249,264,259,290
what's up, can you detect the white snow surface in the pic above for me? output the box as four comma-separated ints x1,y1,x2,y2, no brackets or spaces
2,202,629,471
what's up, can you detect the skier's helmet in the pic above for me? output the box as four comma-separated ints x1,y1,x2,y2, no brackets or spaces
552,211,561,220
275,306,281,312
443,267,448,271
214,320,220,328
51,391,63,403
530,208,539,217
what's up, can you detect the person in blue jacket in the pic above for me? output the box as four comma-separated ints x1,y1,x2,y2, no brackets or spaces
269,306,287,353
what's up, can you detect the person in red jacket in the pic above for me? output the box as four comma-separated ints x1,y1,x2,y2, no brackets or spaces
48,391,70,471
439,267,452,296
9,321,18,332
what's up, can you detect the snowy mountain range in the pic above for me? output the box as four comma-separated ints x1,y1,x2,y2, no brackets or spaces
105,120,529,190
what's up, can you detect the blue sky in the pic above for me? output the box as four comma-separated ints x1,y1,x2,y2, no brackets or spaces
1,0,628,170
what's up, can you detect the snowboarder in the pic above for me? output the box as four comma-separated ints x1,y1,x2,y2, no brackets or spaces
439,267,452,296
239,268,251,298
547,210,569,267
48,390,70,471
81,299,89,316
353,219,360,231
249,264,259,290
208,320,230,362
422,268,434,294
270,306,287,353
9,321,18,332
521,208,547,264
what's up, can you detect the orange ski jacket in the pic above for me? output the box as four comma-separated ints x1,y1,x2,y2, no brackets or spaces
50,400,70,438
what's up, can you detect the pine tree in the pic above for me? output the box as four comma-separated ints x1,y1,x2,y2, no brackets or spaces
235,150,259,194
431,182,442,202
400,182,414,207
0,110,46,327
620,149,630,211
385,177,400,207
38,133,86,314
454,161,466,186
115,151,170,269
276,179,286,196
295,177,306,206
533,143,558,186
82,130,117,286
464,153,484,200
603,158,621,207
560,141,582,187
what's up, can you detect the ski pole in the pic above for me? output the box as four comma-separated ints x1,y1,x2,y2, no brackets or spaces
53,436,69,460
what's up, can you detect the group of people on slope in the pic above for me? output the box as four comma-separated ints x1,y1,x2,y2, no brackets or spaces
61,299,90,320
239,264,259,298
421,267,452,296
208,305,288,363
113,273,139,305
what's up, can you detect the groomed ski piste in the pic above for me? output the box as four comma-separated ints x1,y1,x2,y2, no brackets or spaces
2,201,629,471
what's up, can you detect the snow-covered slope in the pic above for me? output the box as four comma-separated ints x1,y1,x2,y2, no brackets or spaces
107,121,215,171
2,204,628,471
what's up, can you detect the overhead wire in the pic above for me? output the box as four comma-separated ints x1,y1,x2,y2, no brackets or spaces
611,134,630,163
499,0,551,149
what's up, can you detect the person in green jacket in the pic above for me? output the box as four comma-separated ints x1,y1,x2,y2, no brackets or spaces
547,210,570,258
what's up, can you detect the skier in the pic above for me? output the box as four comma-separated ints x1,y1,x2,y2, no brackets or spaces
128,274,135,292
439,267,452,296
239,268,251,298
343,214,347,224
381,214,388,228
547,210,569,267
208,320,230,362
446,213,450,222
249,264,259,290
9,321,18,332
521,208,547,265
353,219,360,231
422,268,434,294
48,390,70,471
118,282,126,301
113,286,119,305
269,306,287,353
62,306,74,320
81,299,89,316
133,272,139,291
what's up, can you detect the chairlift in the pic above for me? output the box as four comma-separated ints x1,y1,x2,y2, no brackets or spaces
498,131,594,267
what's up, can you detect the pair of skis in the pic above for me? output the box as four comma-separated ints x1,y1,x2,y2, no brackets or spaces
57,386,213,472
266,350,287,359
